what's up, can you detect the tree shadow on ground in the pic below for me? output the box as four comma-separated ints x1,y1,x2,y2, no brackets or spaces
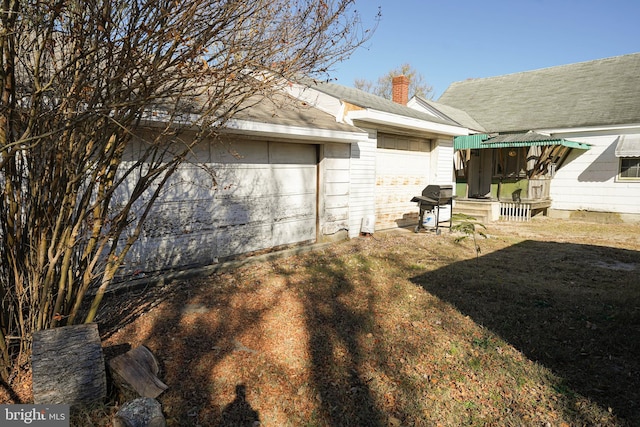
95,272,272,425
95,238,408,426
274,251,389,426
411,239,640,425
96,249,391,425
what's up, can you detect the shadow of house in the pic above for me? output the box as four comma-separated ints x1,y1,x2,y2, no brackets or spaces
411,240,640,425
578,136,622,183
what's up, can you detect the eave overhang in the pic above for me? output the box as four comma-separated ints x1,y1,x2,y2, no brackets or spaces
140,114,368,144
347,109,469,137
224,118,368,144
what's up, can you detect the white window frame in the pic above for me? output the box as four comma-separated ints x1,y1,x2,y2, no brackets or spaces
619,157,640,181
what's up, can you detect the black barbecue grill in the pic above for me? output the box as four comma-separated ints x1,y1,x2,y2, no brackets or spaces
410,185,455,234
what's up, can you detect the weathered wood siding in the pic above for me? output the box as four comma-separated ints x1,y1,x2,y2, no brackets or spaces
375,133,431,230
120,136,318,273
213,140,317,258
319,143,350,237
348,132,377,237
550,134,640,215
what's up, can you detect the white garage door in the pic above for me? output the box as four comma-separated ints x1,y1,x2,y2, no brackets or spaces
213,140,317,258
375,134,431,230
123,139,317,272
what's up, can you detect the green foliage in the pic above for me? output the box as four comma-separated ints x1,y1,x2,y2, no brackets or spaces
451,213,487,260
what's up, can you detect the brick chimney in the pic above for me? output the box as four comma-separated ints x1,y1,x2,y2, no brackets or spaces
392,75,409,105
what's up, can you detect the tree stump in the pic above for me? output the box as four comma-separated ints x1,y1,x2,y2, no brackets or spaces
109,345,168,398
32,323,107,405
113,397,166,427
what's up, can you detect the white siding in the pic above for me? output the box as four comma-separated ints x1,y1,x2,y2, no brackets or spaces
320,143,351,236
432,138,455,187
121,138,318,272
348,132,377,237
551,134,640,214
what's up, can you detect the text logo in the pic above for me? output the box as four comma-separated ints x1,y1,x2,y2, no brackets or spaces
1,405,69,426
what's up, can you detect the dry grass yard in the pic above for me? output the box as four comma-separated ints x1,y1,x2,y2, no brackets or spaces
3,217,640,426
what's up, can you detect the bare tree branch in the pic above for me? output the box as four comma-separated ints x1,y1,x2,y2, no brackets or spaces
354,63,435,100
0,0,377,382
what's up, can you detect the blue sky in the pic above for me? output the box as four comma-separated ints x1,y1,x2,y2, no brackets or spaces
331,0,640,98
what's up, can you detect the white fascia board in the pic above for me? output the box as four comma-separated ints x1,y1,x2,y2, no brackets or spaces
407,97,449,121
406,97,429,113
141,114,366,143
346,109,469,137
224,118,367,143
537,123,640,137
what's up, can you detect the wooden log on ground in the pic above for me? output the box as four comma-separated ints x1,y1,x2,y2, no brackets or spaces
113,397,166,427
108,345,168,398
32,323,107,405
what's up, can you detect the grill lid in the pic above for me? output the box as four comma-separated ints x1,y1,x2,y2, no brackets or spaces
411,185,454,205
422,185,453,200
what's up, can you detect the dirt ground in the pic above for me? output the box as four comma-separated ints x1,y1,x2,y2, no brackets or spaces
3,217,640,426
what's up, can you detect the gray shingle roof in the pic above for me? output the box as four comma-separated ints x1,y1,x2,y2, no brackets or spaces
437,53,640,132
306,80,460,127
232,92,362,133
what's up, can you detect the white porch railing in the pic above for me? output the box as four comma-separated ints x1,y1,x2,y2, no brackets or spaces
500,202,531,221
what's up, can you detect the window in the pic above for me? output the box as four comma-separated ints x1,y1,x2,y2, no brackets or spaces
620,157,640,179
377,133,431,152
493,147,527,178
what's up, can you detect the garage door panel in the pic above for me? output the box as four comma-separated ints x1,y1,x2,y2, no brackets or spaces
272,218,316,247
376,144,430,230
213,193,315,226
271,194,315,222
269,166,316,195
216,223,273,258
215,165,315,198
212,140,270,164
216,141,317,256
269,142,317,164
214,166,272,198
212,198,264,226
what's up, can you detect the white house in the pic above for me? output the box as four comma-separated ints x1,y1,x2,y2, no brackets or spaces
429,53,640,223
121,79,469,274
286,76,468,235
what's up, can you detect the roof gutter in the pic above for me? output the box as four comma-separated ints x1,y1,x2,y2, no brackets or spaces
536,123,640,137
346,109,469,137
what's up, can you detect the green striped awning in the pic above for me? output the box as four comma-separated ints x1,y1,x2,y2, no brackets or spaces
454,132,591,150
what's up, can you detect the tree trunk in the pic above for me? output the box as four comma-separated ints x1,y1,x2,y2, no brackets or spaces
113,397,166,427
108,345,168,399
31,323,106,405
